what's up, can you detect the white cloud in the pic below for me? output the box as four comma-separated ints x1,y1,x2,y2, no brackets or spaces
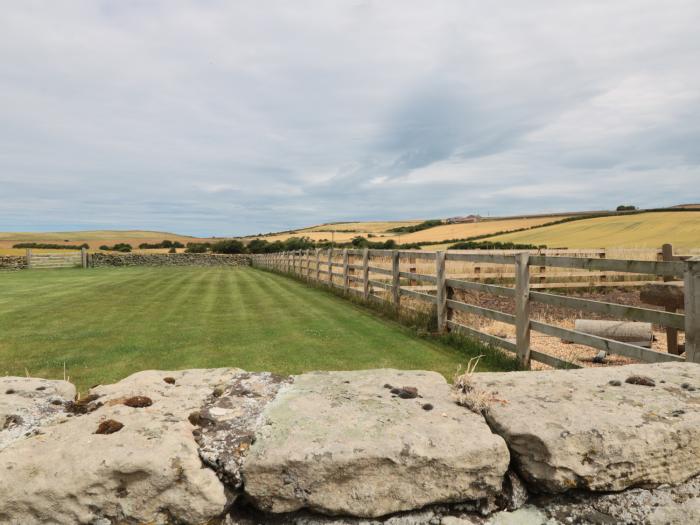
1,1,699,234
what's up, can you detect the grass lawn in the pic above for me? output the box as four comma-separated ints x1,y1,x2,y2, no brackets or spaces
0,266,515,391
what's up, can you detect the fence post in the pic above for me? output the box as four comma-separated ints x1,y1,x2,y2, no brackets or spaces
684,257,700,363
362,248,370,300
26,248,32,269
391,250,400,308
81,247,87,269
409,254,417,286
324,249,330,286
661,243,680,354
436,251,447,333
342,249,349,293
316,250,321,282
515,252,531,369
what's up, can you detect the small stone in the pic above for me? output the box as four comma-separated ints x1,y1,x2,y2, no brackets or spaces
35,386,46,391
681,383,690,389
163,377,176,385
626,375,655,387
383,384,392,389
609,380,622,386
123,396,152,408
422,403,434,411
592,351,607,363
95,419,124,435
671,409,685,417
5,389,15,395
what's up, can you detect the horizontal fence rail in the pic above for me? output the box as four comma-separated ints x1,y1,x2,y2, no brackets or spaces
251,247,700,368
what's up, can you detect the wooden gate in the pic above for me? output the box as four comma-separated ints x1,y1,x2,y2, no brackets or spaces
26,248,87,269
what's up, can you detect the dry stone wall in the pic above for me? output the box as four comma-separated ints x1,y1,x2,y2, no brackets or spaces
0,255,27,271
91,252,250,267
1,363,699,524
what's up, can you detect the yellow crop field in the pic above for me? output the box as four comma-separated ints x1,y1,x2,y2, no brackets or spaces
396,216,570,243
484,212,700,248
250,231,362,243
0,230,211,254
299,221,423,233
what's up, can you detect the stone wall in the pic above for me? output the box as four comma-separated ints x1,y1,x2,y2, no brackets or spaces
0,255,27,271
91,252,250,267
1,362,699,524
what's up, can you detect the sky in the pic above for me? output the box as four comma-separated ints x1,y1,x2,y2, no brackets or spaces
1,1,699,236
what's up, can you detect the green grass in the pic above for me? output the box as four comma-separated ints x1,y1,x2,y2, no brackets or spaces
0,266,516,391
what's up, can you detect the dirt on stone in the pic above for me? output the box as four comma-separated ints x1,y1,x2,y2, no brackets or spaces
95,419,124,434
390,386,418,399
123,396,153,408
65,394,102,415
626,375,656,387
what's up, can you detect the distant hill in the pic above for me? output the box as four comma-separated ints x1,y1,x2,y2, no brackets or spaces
0,230,215,254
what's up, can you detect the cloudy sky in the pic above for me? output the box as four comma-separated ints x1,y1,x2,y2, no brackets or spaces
2,1,699,236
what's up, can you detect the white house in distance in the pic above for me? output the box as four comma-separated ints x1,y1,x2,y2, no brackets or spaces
445,214,481,224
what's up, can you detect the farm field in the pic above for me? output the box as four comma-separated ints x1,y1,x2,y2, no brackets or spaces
0,230,216,254
396,216,570,243
249,230,362,243
484,211,700,249
248,216,571,245
298,221,423,233
0,266,510,391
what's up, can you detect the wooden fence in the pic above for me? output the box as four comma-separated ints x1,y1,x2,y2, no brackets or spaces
251,248,700,369
26,248,88,269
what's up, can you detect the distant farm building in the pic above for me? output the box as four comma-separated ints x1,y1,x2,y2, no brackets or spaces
446,214,481,224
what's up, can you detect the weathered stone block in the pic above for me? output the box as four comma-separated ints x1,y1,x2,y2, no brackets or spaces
470,362,700,493
243,369,510,518
0,368,240,525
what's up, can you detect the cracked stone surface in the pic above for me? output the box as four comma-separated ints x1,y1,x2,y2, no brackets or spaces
195,371,293,489
242,369,510,518
470,362,700,492
0,376,75,451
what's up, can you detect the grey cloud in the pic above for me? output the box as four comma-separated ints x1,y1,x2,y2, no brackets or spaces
1,1,699,235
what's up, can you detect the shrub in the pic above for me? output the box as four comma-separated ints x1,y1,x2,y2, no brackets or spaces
448,240,543,250
138,240,185,249
13,243,89,250
387,219,442,234
211,240,246,254
616,205,637,211
168,247,177,253
99,243,132,252
185,243,209,253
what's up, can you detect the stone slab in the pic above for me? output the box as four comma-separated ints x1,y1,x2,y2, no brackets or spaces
243,369,510,518
0,368,240,525
470,362,700,492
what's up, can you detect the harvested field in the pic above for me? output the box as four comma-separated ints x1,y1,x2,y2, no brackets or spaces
395,216,570,243
485,211,700,248
247,230,361,243
298,221,423,233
